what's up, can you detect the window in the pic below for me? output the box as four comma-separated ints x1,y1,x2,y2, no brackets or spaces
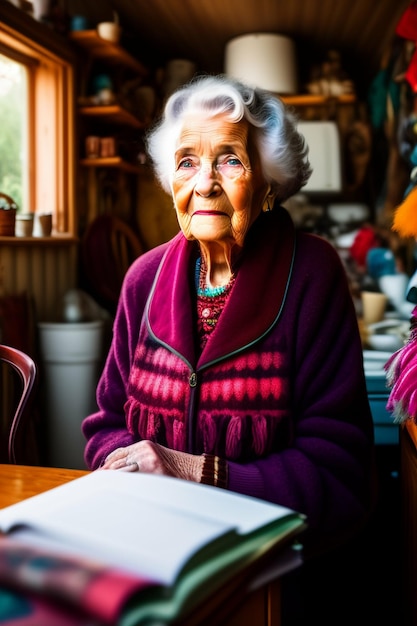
0,9,76,235
0,53,27,211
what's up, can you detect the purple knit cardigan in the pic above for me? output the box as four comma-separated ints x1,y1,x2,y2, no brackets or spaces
82,207,375,551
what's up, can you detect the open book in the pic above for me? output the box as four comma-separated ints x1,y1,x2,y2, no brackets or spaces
0,470,306,625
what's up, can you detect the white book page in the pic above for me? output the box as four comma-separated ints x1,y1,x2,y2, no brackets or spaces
8,499,231,585
0,471,300,584
121,472,299,533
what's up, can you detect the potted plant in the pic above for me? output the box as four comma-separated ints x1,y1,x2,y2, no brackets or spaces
0,193,18,236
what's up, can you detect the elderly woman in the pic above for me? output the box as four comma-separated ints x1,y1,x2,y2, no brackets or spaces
82,75,374,554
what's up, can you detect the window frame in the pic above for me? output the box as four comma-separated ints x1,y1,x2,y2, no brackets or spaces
0,2,76,236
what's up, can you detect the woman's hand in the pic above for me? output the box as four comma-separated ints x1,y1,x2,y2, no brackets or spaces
100,440,205,483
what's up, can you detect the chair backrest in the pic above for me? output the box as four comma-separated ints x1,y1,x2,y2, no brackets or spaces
0,344,37,464
82,215,144,314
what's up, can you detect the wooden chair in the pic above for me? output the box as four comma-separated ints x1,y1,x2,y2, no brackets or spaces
82,215,144,314
0,344,38,464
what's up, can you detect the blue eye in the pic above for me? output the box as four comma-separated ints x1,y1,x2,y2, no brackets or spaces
225,157,242,166
178,159,193,169
216,156,245,177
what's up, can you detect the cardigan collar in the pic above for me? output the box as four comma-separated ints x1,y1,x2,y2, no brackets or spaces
146,206,296,367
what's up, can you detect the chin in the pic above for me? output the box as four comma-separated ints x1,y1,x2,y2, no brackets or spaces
191,227,231,242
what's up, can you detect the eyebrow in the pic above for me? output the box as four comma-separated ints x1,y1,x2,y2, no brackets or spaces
175,143,245,158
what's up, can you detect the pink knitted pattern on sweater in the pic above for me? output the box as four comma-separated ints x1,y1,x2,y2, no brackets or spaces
125,338,289,459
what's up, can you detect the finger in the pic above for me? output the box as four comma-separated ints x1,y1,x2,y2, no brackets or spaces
118,462,139,472
105,457,130,470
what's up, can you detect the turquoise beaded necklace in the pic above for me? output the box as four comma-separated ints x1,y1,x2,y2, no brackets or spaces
195,257,233,297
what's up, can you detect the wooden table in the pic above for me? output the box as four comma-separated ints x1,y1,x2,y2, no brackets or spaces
0,464,290,626
0,464,89,507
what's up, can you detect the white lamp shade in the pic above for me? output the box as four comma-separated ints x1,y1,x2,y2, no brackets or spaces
224,33,297,94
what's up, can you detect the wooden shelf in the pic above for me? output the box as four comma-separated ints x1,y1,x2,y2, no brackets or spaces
0,234,78,246
280,93,356,106
69,30,147,76
80,156,141,173
78,105,144,128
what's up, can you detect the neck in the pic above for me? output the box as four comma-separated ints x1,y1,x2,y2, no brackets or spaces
205,260,232,288
198,243,238,288
195,257,235,297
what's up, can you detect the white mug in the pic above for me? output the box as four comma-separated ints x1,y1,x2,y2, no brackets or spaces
97,22,121,44
379,274,409,313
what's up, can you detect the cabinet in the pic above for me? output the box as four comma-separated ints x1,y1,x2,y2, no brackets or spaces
70,31,150,229
363,350,399,446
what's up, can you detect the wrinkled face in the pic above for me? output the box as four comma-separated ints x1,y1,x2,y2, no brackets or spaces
171,112,269,248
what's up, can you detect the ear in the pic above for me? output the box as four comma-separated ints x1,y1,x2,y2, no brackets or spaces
263,187,277,212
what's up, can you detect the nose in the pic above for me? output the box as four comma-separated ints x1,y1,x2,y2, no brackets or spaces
194,164,220,197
